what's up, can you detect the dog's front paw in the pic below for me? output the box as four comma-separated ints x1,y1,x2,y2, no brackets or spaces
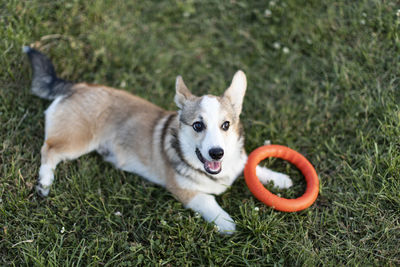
214,214,236,235
186,193,236,234
271,173,293,189
36,184,50,197
256,166,293,189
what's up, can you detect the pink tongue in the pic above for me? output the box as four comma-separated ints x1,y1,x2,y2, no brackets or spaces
205,160,221,171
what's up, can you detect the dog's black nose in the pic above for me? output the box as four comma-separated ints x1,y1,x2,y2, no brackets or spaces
209,147,224,160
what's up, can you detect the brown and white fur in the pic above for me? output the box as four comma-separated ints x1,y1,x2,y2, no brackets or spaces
24,46,292,234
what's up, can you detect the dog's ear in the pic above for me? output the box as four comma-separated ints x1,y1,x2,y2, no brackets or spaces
223,70,247,115
175,76,194,109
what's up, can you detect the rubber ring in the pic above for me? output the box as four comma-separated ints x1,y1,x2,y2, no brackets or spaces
244,145,319,212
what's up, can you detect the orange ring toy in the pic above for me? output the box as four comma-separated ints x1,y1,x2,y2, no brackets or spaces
244,145,319,212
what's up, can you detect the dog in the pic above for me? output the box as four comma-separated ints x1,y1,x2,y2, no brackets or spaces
23,46,292,234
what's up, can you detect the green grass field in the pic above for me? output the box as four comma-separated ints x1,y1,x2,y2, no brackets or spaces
1,0,399,265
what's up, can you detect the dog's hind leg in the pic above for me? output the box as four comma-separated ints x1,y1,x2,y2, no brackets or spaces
37,130,95,197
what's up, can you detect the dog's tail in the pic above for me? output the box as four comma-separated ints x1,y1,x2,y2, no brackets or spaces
23,46,73,100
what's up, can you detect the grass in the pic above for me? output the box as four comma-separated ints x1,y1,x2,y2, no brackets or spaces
1,0,399,265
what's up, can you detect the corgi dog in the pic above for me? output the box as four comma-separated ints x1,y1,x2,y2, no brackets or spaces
24,46,292,234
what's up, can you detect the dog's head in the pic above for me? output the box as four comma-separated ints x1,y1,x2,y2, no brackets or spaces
174,71,247,176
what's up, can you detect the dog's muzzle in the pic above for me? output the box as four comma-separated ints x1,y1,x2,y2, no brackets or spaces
195,148,222,175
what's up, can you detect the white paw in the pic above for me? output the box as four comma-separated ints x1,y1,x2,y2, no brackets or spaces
271,173,293,189
186,193,236,235
214,214,236,235
36,184,50,197
256,166,293,189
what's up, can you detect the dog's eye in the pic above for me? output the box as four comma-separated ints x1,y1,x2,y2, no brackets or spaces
192,121,205,132
221,121,230,131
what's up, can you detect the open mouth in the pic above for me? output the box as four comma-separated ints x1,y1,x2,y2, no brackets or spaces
195,148,222,175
